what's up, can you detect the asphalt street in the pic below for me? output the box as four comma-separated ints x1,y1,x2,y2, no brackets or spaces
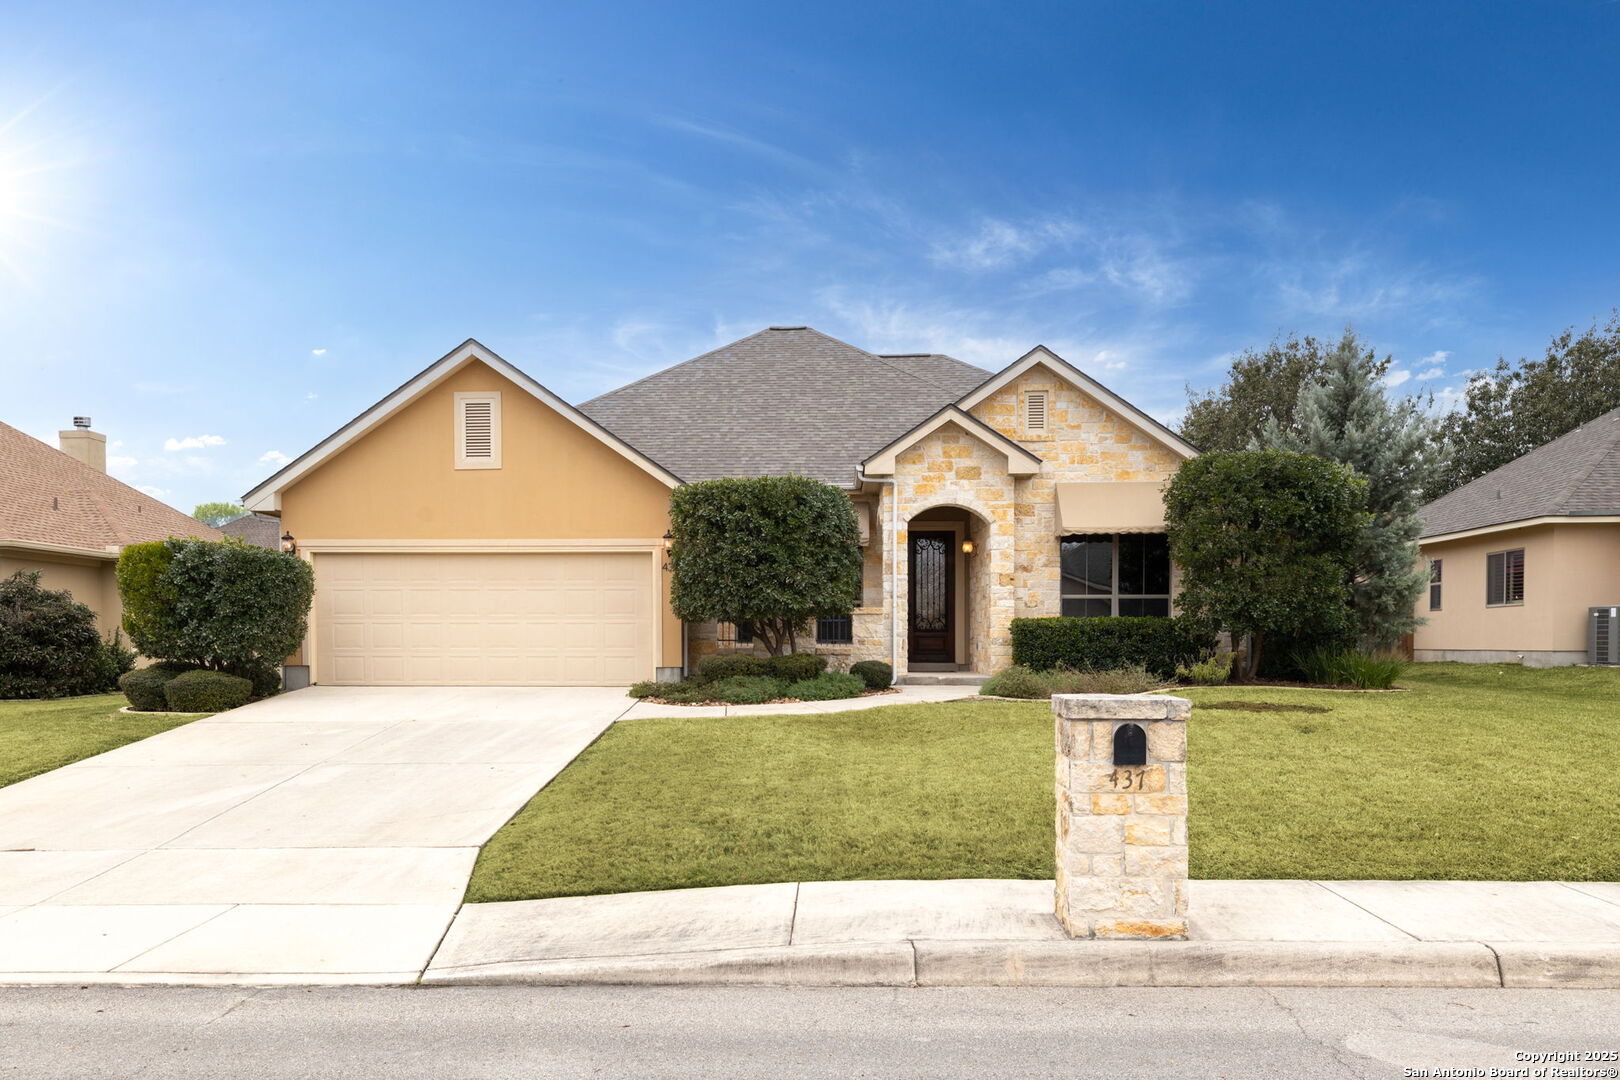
3,985,1616,1079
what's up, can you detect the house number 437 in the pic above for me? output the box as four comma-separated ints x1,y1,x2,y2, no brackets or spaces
1108,769,1147,790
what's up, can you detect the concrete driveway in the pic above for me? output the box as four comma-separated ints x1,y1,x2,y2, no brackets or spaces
0,686,633,982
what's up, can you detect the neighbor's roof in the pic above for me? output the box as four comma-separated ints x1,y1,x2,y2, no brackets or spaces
1420,406,1620,538
578,327,991,485
219,511,283,549
0,421,224,555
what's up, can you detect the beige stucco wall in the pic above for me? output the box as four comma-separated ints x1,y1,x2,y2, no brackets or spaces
279,358,682,668
1416,522,1620,663
0,552,121,635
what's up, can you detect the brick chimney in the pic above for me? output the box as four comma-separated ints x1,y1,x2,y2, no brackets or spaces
58,416,107,472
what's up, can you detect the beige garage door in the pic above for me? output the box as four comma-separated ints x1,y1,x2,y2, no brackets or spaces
314,552,655,686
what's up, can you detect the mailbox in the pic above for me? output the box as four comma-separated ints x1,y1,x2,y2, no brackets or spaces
1113,722,1147,766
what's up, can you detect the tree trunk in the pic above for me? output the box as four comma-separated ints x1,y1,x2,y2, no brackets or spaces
1243,632,1265,682
787,623,798,654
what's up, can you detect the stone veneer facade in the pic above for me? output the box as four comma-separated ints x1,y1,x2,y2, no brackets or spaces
686,363,1187,680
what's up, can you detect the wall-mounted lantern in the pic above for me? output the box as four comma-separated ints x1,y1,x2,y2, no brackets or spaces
279,531,297,555
961,538,976,556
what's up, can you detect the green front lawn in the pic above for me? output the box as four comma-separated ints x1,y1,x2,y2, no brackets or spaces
466,663,1620,902
0,694,210,789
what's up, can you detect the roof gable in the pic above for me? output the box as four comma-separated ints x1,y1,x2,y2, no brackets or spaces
0,421,223,555
955,346,1198,459
1421,406,1620,538
861,406,1044,477
242,340,681,511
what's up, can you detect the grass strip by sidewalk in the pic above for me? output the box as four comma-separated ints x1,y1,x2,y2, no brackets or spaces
0,693,209,789
467,663,1620,902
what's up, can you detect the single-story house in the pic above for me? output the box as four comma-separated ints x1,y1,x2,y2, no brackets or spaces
1,418,224,633
242,328,1195,686
1415,405,1620,667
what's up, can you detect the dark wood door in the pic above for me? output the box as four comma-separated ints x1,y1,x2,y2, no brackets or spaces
908,531,955,664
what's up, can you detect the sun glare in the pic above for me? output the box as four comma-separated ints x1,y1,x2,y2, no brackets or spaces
0,96,86,286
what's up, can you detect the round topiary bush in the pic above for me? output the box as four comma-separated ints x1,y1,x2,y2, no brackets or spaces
706,675,788,705
764,652,827,682
118,662,201,711
784,672,865,701
848,660,893,690
162,669,253,713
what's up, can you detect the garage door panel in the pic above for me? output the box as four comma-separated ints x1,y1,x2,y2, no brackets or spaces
314,552,654,686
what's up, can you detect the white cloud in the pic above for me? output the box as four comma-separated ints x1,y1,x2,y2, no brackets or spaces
1092,350,1128,372
1414,350,1450,380
1384,369,1413,388
164,434,227,451
310,348,327,356
1416,366,1445,380
107,455,138,469
305,392,318,400
135,484,170,498
930,219,1066,272
258,449,291,465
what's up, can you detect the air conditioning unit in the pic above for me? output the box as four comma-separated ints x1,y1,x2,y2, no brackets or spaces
1591,607,1620,666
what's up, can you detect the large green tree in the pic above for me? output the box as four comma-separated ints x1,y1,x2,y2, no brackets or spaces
1261,330,1444,648
1426,313,1620,500
1179,332,1388,452
1164,450,1367,681
192,502,246,528
668,476,863,656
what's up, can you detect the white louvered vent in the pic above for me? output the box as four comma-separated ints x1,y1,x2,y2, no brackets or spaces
455,392,502,469
1025,390,1049,433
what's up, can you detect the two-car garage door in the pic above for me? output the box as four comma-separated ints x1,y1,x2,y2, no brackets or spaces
313,551,655,686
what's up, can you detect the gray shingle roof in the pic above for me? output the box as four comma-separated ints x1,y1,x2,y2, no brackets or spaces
578,327,990,485
220,511,283,549
1420,406,1620,537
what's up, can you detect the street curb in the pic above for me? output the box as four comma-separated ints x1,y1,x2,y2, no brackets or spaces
419,938,1620,989
420,942,917,987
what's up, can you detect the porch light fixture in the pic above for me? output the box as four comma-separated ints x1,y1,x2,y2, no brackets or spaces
961,538,975,556
280,531,297,555
663,530,675,552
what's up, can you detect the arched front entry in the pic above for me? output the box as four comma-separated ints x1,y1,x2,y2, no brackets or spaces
904,504,992,671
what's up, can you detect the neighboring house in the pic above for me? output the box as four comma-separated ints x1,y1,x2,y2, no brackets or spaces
0,418,225,634
1415,406,1620,667
242,328,1196,687
220,511,284,549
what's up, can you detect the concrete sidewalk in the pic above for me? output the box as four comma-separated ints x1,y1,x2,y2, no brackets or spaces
422,878,1620,989
616,683,978,721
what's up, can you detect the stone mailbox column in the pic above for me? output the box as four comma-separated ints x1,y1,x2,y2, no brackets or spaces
1053,693,1190,939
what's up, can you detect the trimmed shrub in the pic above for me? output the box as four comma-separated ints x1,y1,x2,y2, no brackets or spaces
117,538,313,695
979,665,1050,699
1010,616,1215,678
764,652,828,683
627,680,663,699
706,675,789,705
694,653,769,683
1176,654,1233,686
162,669,253,712
118,664,196,711
0,570,123,699
1056,664,1162,695
784,672,865,701
848,660,893,690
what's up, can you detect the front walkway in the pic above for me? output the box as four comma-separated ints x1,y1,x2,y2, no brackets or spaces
617,683,978,721
0,686,632,983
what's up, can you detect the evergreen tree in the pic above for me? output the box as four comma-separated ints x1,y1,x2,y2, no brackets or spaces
1260,329,1444,649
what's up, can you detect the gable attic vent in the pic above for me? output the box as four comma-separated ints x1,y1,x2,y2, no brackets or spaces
454,391,502,470
1025,390,1050,433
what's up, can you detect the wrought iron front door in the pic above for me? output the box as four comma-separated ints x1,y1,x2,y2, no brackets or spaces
908,531,955,664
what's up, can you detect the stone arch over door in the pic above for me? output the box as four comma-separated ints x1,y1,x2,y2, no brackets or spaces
899,499,1011,676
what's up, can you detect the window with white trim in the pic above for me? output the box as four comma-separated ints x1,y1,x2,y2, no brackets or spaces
1024,390,1050,434
1059,533,1171,617
1428,558,1442,611
1486,548,1524,606
454,392,502,469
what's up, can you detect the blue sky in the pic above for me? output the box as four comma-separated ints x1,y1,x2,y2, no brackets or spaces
3,1,1617,513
